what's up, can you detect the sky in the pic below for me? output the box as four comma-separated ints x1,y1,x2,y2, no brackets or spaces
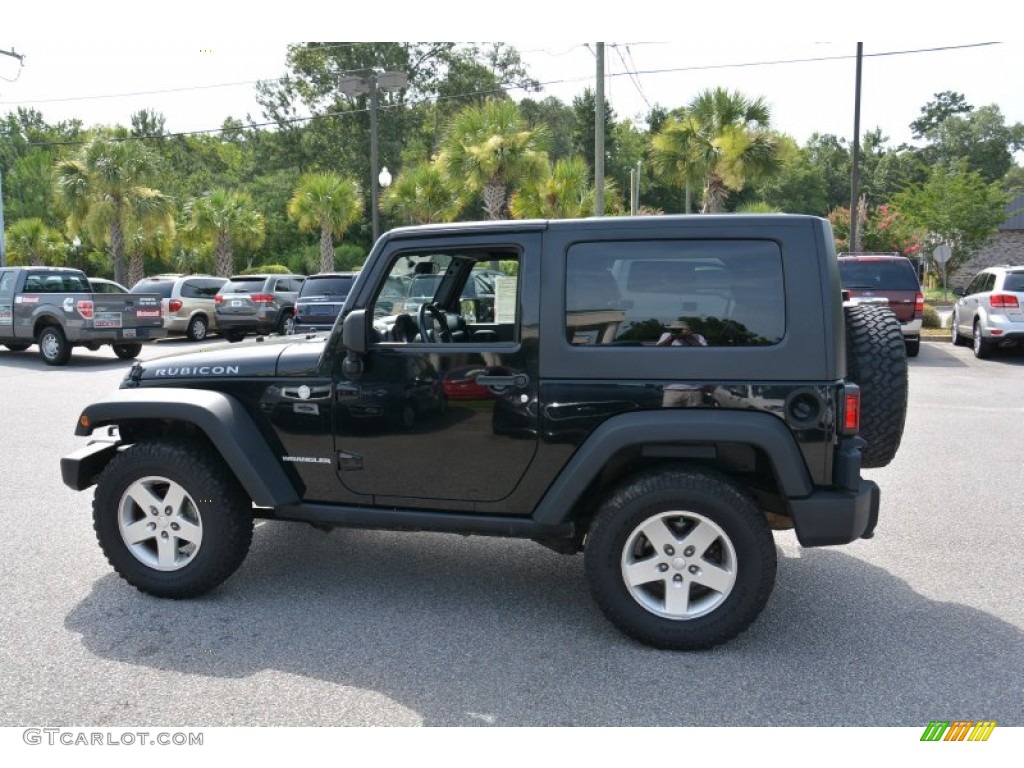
3,2,1024,154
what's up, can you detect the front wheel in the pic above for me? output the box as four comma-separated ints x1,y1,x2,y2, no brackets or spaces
38,325,72,366
92,440,253,598
584,466,776,650
112,343,142,360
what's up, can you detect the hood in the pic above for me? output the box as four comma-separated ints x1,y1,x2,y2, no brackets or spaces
129,336,325,385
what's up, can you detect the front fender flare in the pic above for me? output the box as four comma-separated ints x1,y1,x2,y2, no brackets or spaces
73,388,299,507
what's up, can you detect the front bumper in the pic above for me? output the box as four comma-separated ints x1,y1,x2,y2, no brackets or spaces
788,479,880,547
61,439,120,490
75,327,167,342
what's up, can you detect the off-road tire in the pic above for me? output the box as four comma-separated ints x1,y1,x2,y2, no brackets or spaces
584,465,776,650
38,325,72,366
3,343,31,352
112,343,143,360
93,439,253,598
844,305,907,468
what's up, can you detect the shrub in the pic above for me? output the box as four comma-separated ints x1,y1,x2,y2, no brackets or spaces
240,264,291,275
922,304,942,329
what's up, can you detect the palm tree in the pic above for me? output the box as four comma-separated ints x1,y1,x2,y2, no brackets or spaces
650,88,780,214
5,218,63,266
439,99,549,220
510,156,620,219
54,135,162,285
183,190,265,277
286,173,362,273
125,189,176,287
381,162,464,225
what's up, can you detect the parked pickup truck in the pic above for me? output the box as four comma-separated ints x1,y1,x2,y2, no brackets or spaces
62,215,908,649
0,266,166,365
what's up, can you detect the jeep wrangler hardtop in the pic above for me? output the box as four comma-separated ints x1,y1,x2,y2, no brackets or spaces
62,214,908,649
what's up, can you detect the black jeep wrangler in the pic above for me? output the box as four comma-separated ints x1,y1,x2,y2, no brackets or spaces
62,215,907,650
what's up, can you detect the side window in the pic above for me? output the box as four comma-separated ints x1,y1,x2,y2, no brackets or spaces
964,275,982,296
0,271,15,296
566,240,785,347
370,251,519,344
982,273,997,293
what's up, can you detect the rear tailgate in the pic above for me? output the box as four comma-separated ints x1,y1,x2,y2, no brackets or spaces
90,293,164,336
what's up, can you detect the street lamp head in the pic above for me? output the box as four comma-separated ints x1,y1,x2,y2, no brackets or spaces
72,237,81,249
378,166,392,189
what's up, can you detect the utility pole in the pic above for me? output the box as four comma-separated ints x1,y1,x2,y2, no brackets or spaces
849,43,864,253
594,43,605,217
339,70,408,244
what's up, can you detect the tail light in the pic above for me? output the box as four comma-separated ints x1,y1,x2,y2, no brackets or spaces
214,295,223,304
76,300,94,320
990,294,1020,309
251,293,274,304
914,292,924,314
841,384,860,435
168,299,183,313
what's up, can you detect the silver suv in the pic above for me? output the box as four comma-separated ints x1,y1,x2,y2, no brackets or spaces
130,275,228,341
214,274,305,342
951,265,1024,358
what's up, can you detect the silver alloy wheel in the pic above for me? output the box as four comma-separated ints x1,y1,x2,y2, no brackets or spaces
973,321,983,357
950,312,959,345
189,316,208,341
620,510,737,620
117,475,203,571
41,331,60,360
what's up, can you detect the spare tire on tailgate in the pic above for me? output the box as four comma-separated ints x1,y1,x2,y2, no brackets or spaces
844,304,908,468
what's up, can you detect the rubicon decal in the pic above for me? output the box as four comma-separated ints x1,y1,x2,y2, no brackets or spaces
154,366,241,377
920,720,997,742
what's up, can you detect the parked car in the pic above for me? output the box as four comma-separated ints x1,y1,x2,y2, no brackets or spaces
131,275,228,341
838,253,924,357
87,277,129,294
290,272,358,335
214,273,305,342
951,265,1024,358
403,266,503,322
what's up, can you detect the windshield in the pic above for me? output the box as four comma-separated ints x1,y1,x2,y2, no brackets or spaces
407,274,443,298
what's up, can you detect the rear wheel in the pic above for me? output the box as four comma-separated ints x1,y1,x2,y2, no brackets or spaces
844,305,907,468
113,343,142,360
905,338,920,358
584,466,776,650
951,313,965,346
92,439,253,597
186,315,209,341
973,320,993,359
277,310,294,336
38,325,72,366
224,329,246,343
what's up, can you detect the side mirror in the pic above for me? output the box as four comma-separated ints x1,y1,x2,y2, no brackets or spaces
341,309,367,377
952,287,965,297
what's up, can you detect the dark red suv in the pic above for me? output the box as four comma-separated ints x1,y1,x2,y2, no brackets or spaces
839,253,924,357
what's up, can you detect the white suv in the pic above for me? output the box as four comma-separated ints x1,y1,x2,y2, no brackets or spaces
130,275,228,341
951,265,1024,358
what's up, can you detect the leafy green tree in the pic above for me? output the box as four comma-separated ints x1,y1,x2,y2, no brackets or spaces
54,135,163,285
910,91,973,140
920,105,1024,184
510,156,620,219
827,204,924,256
4,149,58,225
803,133,852,212
744,135,826,214
4,218,64,266
439,99,549,220
519,96,576,162
183,189,266,277
381,162,463,224
894,161,1011,271
650,88,779,213
287,172,363,273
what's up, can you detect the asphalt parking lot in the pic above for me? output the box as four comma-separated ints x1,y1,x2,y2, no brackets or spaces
0,336,1021,727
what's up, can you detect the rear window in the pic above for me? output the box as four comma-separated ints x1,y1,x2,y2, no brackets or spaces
566,240,785,347
299,276,354,297
839,259,920,291
221,278,267,294
130,279,175,298
181,278,227,299
1003,272,1024,292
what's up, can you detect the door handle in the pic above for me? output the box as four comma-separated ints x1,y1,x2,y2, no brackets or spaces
476,373,529,389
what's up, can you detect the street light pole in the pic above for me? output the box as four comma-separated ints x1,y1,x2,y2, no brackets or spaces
339,70,408,244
